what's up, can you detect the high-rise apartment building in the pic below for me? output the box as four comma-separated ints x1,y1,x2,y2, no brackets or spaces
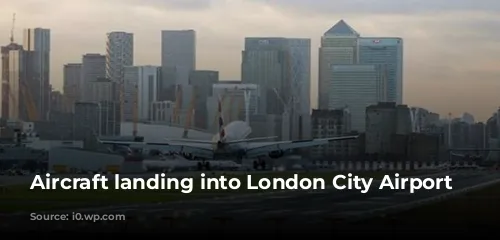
23,28,51,120
7,49,35,120
1,43,22,119
123,66,160,121
81,54,106,102
63,63,82,112
318,20,359,110
160,30,196,87
106,31,134,83
106,31,133,117
358,38,403,104
329,64,387,131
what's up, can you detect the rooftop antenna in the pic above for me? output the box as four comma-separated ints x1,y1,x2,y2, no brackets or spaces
447,112,452,148
10,13,16,43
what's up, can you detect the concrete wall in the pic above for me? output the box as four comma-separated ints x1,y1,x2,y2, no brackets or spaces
49,147,124,173
120,122,213,141
27,140,84,151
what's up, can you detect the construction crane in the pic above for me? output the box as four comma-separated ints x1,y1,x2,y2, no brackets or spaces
6,84,17,118
227,92,245,122
20,83,38,121
14,14,37,121
182,86,197,138
4,13,37,122
211,90,228,131
119,82,124,127
172,84,182,124
7,80,38,122
10,13,15,43
132,84,138,137
237,95,245,121
3,13,38,133
227,93,235,122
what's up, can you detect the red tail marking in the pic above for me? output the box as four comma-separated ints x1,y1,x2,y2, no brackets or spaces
218,96,225,139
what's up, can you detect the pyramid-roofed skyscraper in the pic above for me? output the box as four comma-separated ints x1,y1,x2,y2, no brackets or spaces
324,19,360,37
318,20,360,110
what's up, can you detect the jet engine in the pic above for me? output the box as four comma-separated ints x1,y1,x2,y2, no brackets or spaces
149,149,161,156
268,150,284,159
217,141,225,149
182,152,194,160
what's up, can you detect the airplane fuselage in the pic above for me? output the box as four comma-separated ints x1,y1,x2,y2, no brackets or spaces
211,121,252,158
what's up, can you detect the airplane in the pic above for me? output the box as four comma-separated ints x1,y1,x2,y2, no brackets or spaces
99,97,358,170
454,155,498,169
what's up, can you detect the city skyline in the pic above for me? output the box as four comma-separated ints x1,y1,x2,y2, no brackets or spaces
0,0,499,121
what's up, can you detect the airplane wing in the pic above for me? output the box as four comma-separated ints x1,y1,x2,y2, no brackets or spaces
99,140,214,159
226,136,278,144
164,138,214,144
245,135,358,158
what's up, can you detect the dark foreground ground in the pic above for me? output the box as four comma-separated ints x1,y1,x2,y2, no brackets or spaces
2,171,500,235
359,179,500,227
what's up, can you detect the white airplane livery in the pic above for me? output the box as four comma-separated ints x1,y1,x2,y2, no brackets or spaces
99,97,358,169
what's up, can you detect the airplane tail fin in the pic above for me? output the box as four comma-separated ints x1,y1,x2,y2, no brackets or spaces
217,95,226,141
226,136,278,144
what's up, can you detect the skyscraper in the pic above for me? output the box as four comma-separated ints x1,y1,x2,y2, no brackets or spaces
161,30,196,87
318,20,359,110
287,38,312,139
242,37,290,115
329,64,387,131
81,54,106,102
63,63,82,112
23,28,51,120
1,42,22,119
358,37,403,104
242,37,311,140
189,70,219,129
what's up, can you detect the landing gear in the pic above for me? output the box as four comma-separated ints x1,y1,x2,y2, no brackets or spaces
235,156,243,164
253,158,266,170
205,161,211,170
197,160,211,171
197,162,202,171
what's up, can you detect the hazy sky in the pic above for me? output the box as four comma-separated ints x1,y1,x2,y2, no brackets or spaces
1,0,499,121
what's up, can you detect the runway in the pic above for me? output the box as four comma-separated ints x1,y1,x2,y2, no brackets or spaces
0,170,276,185
2,170,499,232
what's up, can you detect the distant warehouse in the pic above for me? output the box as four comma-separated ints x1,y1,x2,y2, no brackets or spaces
48,147,145,174
120,122,213,141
